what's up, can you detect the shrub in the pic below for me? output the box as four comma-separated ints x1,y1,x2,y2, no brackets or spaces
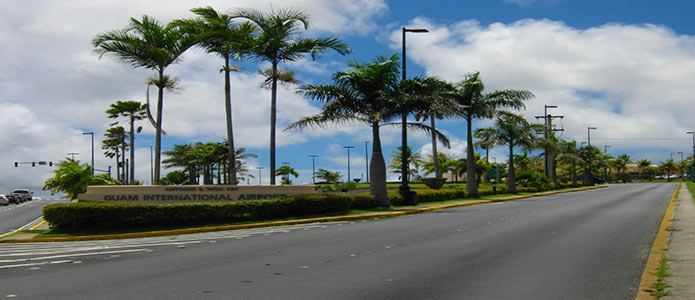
43,193,359,231
515,171,552,192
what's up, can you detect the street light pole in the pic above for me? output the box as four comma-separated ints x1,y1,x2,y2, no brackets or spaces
687,131,695,181
400,27,428,202
256,167,264,185
82,132,94,175
587,127,597,185
344,146,355,182
309,155,319,184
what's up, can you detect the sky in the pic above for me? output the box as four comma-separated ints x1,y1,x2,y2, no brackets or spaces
1,0,695,195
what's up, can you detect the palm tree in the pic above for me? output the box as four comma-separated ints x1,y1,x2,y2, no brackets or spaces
162,143,198,184
614,154,632,174
423,152,455,177
556,140,584,186
177,7,257,185
410,77,458,178
475,114,545,193
94,16,200,184
314,168,342,184
388,146,425,180
275,165,299,185
660,159,677,181
106,100,147,184
102,126,128,182
287,55,399,206
234,8,351,185
637,159,652,180
452,72,534,196
42,159,119,199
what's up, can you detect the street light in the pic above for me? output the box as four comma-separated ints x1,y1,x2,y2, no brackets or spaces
401,27,429,200
82,132,94,175
587,127,597,185
309,155,319,184
256,167,264,185
687,131,695,181
343,146,355,182
365,141,370,183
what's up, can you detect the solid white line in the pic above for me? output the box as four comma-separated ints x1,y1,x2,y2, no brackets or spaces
0,249,149,265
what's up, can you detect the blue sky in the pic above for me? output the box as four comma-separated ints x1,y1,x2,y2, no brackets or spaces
2,0,695,193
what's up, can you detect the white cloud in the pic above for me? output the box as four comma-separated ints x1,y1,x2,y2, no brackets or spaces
0,0,387,193
395,18,695,162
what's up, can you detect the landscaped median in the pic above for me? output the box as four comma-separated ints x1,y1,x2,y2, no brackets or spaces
0,185,606,243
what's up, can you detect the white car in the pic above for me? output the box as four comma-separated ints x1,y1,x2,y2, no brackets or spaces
0,194,9,206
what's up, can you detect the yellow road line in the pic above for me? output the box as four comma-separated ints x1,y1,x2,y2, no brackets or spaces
634,183,679,300
29,220,46,231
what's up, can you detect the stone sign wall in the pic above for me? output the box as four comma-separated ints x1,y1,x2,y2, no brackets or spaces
78,185,316,203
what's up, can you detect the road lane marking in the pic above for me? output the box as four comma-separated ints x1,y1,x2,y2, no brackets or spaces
29,220,46,230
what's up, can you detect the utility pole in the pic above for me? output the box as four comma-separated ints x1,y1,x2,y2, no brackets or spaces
67,152,79,161
535,105,563,187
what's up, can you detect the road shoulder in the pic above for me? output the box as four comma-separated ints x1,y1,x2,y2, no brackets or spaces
665,183,695,299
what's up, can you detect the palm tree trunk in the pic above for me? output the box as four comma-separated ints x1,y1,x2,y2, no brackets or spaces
571,162,577,186
115,149,120,182
508,143,517,193
370,122,389,206
224,57,237,185
154,68,164,185
121,145,127,184
269,62,278,185
466,116,479,197
129,117,135,185
430,116,440,178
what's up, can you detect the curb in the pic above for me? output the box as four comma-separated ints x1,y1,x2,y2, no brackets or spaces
0,185,606,243
634,182,680,300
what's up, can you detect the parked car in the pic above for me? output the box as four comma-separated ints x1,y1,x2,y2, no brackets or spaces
0,195,9,206
12,189,32,201
5,194,20,204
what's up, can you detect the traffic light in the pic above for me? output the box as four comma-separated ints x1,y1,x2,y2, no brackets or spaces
32,162,35,167
14,162,18,167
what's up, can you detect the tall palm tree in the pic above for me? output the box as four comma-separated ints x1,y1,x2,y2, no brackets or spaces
94,15,200,185
102,126,128,182
177,7,257,185
234,7,351,185
475,114,545,193
289,55,447,206
409,77,458,178
452,72,534,196
106,100,147,184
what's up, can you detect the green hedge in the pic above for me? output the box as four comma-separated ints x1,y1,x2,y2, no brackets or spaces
43,193,373,231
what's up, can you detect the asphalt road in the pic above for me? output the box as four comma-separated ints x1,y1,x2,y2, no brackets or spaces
0,197,68,236
0,183,675,299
